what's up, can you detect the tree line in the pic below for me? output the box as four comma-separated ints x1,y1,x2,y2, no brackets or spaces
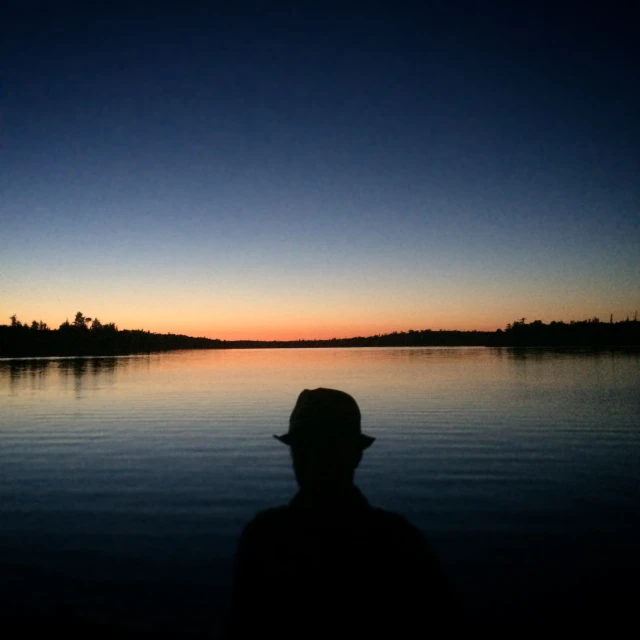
1,312,639,357
1,312,221,357
497,315,640,347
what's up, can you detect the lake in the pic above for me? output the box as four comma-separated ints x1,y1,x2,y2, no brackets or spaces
1,347,639,634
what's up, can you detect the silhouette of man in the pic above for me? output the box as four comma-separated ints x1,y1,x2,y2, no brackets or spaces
227,388,459,636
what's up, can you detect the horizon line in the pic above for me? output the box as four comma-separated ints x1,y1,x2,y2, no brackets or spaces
6,312,638,344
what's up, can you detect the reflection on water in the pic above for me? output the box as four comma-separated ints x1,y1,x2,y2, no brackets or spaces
4,355,138,398
1,348,639,633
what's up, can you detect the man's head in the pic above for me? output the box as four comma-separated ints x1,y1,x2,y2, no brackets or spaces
274,388,375,491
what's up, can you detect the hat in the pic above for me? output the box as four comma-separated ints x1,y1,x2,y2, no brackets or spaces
274,388,375,450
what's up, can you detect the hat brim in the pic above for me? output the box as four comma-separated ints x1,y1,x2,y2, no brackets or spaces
273,433,375,450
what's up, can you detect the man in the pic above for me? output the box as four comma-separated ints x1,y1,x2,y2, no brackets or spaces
227,388,459,636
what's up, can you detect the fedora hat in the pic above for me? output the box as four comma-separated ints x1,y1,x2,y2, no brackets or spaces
274,388,375,450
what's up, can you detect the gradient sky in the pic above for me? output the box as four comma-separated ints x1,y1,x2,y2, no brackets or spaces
2,2,638,339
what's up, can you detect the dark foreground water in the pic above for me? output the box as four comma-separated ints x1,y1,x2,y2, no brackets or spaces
1,347,639,634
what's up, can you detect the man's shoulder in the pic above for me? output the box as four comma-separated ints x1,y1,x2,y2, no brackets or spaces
245,504,292,527
237,505,293,543
368,505,414,524
368,506,425,536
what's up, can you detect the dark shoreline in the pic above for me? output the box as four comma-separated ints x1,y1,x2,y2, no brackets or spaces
2,318,639,358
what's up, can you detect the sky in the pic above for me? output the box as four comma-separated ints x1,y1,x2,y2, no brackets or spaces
2,2,638,340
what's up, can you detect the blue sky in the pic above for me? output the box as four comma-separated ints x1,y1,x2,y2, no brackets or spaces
2,2,638,338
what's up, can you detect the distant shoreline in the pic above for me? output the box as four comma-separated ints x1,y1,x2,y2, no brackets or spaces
2,315,639,358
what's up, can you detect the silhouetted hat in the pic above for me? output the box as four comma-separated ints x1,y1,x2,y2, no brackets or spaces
274,388,375,450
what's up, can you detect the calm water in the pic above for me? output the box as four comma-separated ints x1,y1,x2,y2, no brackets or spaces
1,347,639,632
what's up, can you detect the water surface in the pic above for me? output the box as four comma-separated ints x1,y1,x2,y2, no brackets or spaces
1,347,639,632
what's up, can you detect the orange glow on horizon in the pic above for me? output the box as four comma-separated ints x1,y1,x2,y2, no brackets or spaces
4,303,637,343
0,309,503,341
188,321,505,342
